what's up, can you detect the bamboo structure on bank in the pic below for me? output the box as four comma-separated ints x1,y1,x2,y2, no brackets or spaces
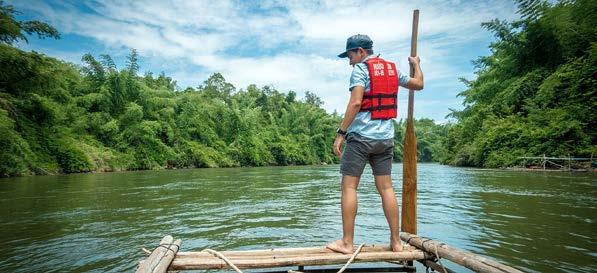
518,155,594,171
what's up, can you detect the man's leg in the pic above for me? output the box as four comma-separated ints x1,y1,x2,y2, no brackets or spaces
373,175,403,252
326,174,360,254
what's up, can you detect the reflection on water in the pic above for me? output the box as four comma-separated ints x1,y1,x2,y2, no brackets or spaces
0,164,595,272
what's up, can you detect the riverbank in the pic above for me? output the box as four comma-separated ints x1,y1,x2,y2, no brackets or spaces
506,167,596,172
6,160,597,179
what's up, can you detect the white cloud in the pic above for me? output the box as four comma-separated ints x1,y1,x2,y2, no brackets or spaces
195,53,350,113
11,0,521,122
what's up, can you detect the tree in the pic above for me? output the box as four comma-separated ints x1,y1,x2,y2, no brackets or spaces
198,73,235,103
100,54,116,72
0,1,59,45
304,91,323,107
81,53,105,86
126,48,139,75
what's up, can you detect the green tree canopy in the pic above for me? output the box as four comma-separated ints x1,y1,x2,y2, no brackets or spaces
0,1,59,45
442,0,596,168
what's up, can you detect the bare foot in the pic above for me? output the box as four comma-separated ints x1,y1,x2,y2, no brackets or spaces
326,239,354,254
391,238,403,252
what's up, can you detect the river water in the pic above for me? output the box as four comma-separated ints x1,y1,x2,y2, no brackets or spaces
0,164,595,272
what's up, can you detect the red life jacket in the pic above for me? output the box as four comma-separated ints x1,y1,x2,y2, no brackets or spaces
359,57,399,120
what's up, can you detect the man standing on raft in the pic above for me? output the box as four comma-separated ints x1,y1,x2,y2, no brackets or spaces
328,34,424,254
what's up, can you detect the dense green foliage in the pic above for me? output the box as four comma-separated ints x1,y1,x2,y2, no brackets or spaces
0,1,59,45
0,2,341,176
393,119,448,163
0,41,346,176
441,0,596,167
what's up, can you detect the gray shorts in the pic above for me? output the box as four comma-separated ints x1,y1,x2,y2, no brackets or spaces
340,133,394,177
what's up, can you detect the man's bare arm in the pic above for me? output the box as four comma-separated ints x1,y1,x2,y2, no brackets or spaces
406,56,424,90
333,86,364,157
340,86,364,131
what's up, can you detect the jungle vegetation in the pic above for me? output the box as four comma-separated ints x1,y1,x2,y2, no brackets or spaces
439,0,596,167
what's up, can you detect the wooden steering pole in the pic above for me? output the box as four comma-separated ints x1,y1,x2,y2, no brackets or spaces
401,9,419,235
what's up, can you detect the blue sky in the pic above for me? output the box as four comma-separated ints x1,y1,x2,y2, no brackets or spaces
10,0,521,122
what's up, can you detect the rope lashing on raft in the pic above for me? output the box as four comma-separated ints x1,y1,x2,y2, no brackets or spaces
142,243,180,256
406,236,447,273
147,242,180,273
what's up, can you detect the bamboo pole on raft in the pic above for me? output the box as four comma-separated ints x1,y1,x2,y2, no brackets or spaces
401,233,524,273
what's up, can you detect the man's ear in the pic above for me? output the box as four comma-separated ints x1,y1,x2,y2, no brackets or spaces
358,47,367,56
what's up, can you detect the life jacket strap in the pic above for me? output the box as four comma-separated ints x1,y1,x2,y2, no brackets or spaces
359,104,397,112
363,93,396,99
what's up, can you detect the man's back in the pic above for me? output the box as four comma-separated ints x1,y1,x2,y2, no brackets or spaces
347,55,411,140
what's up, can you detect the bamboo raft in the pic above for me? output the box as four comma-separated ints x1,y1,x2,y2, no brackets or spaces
136,233,524,273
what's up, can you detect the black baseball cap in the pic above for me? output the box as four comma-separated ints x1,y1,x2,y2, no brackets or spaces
338,34,373,58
